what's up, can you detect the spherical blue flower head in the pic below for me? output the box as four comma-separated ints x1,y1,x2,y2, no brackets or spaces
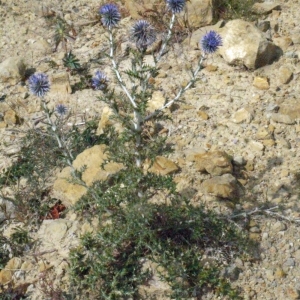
28,73,50,97
92,71,109,90
56,104,68,116
131,20,156,51
166,0,185,14
99,3,121,27
200,30,222,54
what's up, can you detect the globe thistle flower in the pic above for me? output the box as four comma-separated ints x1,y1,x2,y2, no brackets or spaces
92,71,109,91
131,20,156,51
28,73,50,97
99,3,121,27
200,30,222,54
166,0,185,14
55,104,68,116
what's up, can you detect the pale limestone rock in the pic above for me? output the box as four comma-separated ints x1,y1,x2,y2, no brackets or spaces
49,72,72,95
202,174,240,200
20,260,33,272
4,110,18,125
4,145,21,156
219,20,282,69
96,106,113,135
278,66,293,84
123,0,161,19
73,144,124,186
278,98,300,121
72,144,107,172
261,139,275,147
0,257,22,285
291,33,300,45
0,198,15,223
232,155,245,166
30,38,52,55
52,166,87,206
184,0,213,28
96,106,123,135
144,156,179,176
38,261,52,272
273,36,293,52
271,113,294,125
194,151,232,176
245,160,254,171
184,147,206,162
273,221,287,232
205,64,218,72
249,140,264,151
148,90,165,113
197,110,209,120
253,77,269,90
38,219,71,249
138,260,171,299
256,127,273,140
274,267,286,279
124,0,212,28
252,2,281,14
276,138,291,149
286,286,300,300
0,57,26,84
53,145,124,206
249,232,261,241
232,108,253,124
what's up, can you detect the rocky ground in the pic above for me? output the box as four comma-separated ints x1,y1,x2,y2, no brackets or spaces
1,0,300,299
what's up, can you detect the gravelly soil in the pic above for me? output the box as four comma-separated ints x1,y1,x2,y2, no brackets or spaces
0,0,300,299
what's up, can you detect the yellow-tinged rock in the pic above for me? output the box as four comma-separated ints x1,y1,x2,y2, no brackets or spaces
261,139,275,147
73,145,124,186
232,108,253,124
274,267,286,278
139,259,171,300
197,110,209,120
144,156,179,176
286,286,300,299
96,106,113,135
0,257,22,284
38,261,52,272
0,57,26,84
53,145,124,205
49,72,72,95
4,110,18,125
278,66,293,84
249,232,261,241
205,65,218,72
253,76,269,90
53,166,87,206
148,90,165,113
194,150,232,176
201,174,240,200
273,37,293,52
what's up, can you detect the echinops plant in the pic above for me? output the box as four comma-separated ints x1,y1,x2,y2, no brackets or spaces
20,1,248,299
97,1,222,168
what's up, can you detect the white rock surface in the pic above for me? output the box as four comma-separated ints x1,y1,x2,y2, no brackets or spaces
0,57,26,84
219,19,282,69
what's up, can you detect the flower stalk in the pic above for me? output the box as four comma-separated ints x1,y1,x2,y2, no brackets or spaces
98,1,222,169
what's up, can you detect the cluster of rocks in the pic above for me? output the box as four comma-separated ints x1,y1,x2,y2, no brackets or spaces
1,0,300,299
